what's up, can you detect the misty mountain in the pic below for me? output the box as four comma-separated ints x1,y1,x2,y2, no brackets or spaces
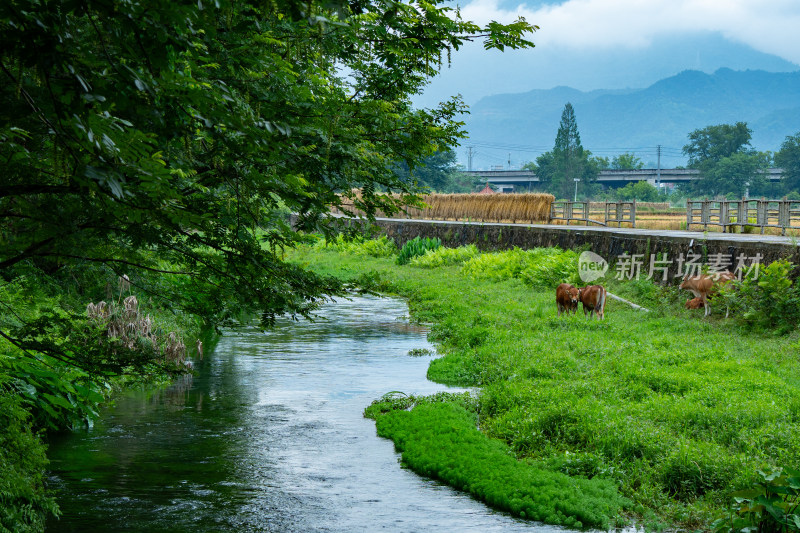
463,69,800,169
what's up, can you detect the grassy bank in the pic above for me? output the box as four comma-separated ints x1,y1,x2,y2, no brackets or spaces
289,238,800,531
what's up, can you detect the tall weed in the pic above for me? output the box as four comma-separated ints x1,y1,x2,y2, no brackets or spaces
408,244,480,268
396,236,441,265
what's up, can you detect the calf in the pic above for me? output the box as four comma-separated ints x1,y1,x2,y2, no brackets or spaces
685,297,704,310
555,283,580,316
679,271,735,317
579,285,606,320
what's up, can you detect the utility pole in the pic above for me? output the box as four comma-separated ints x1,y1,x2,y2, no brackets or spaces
508,153,511,169
467,146,474,172
656,144,662,193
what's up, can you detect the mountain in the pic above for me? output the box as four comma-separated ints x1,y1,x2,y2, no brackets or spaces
416,32,799,110
462,69,800,169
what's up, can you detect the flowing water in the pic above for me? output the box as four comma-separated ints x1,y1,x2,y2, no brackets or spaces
46,295,559,532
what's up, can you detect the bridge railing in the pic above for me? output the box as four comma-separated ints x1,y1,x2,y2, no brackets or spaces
549,201,636,227
604,201,636,228
686,198,800,235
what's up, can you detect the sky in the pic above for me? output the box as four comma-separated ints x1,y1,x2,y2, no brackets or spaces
415,0,800,108
413,0,800,169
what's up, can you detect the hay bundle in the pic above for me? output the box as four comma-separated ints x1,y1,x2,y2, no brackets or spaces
333,192,554,223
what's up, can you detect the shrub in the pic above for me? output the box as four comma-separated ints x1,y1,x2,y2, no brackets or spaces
0,389,59,531
519,249,580,287
315,234,398,258
460,247,580,287
721,259,800,333
396,236,441,265
408,244,480,268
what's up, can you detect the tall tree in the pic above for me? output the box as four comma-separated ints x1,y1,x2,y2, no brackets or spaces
537,103,598,198
0,0,536,353
682,122,762,196
683,122,753,168
611,153,644,170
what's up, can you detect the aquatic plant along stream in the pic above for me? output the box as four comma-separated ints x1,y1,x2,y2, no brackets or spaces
46,295,561,532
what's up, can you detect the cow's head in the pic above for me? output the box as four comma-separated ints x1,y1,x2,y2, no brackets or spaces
571,286,581,305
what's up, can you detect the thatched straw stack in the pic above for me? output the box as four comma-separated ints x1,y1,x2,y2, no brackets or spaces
334,193,555,223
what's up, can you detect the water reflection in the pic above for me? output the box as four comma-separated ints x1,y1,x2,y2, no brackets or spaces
47,295,559,532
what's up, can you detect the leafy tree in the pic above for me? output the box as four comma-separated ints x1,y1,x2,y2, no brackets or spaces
616,181,660,202
611,153,644,170
0,0,536,366
776,132,800,193
0,2,537,526
392,149,479,192
683,122,754,168
682,123,766,196
536,103,599,199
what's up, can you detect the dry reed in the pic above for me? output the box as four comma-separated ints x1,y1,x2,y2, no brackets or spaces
87,295,188,366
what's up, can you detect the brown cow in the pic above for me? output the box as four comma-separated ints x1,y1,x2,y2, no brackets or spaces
679,271,735,317
578,285,607,320
685,297,704,310
556,283,580,316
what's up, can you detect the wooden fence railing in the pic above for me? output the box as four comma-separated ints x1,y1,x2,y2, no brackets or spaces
686,198,800,235
550,200,636,227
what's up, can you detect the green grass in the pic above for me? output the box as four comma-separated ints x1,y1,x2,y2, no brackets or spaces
369,400,629,529
289,242,800,531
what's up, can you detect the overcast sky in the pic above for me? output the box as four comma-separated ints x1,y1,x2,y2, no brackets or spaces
415,0,800,108
463,0,800,61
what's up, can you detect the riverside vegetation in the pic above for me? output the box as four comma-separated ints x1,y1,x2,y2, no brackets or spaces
290,235,800,532
0,267,209,532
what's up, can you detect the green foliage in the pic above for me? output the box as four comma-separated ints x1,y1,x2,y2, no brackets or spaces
519,249,580,287
460,247,578,287
396,237,442,265
616,181,661,202
612,153,645,170
713,468,800,533
537,103,599,199
721,259,800,333
684,122,754,167
461,248,534,281
408,244,479,268
682,122,771,197
392,149,479,193
370,401,629,529
0,391,59,533
316,234,398,258
777,133,800,194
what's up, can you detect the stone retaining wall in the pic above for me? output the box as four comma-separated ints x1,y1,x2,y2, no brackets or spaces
357,218,800,281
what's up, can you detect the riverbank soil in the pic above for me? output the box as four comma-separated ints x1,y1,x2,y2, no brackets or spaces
289,243,800,531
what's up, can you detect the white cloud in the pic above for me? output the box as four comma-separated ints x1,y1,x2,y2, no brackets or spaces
459,0,800,64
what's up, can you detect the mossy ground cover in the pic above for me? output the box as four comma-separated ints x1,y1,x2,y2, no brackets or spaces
289,241,800,531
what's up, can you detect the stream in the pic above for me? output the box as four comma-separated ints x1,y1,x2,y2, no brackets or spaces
46,294,559,532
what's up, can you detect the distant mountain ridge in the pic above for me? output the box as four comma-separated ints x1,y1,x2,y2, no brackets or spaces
464,69,800,169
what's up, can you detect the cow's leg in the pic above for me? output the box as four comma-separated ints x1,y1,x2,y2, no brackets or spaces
702,295,710,317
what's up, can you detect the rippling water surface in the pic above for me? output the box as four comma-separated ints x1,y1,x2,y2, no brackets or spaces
47,295,559,532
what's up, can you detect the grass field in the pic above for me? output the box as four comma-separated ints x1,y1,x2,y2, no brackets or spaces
290,239,800,531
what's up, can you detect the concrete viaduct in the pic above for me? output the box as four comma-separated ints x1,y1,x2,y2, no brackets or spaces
467,168,784,192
